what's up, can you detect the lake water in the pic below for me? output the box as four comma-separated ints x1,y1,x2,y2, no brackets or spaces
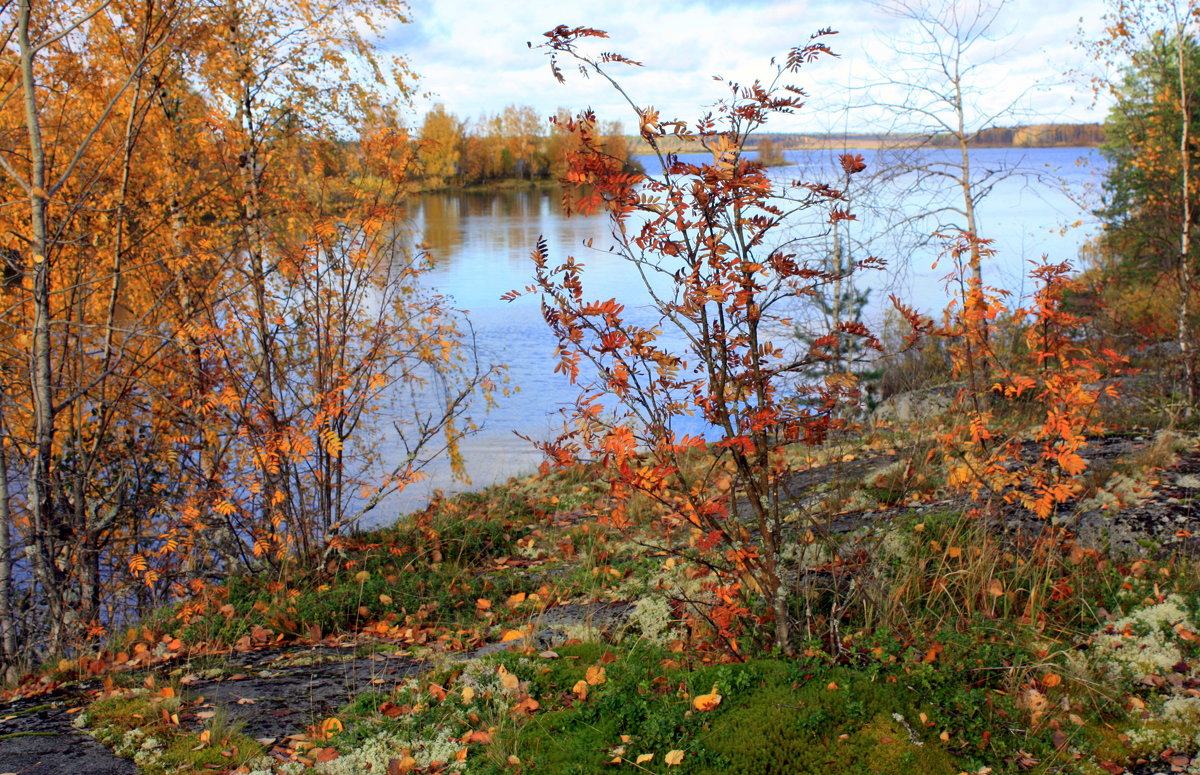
364,146,1105,524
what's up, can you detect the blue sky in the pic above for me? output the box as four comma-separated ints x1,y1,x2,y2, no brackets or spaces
382,0,1115,133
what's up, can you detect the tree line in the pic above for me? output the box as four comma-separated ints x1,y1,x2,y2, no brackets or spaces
417,104,639,188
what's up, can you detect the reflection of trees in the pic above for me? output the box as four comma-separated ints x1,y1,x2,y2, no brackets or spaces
419,194,464,260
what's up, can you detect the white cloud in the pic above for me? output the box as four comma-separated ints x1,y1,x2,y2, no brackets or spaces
382,0,1113,132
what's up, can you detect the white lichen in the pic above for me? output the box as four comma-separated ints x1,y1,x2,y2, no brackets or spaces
626,595,683,647
1094,595,1194,679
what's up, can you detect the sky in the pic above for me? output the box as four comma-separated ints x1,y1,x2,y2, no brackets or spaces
381,0,1118,134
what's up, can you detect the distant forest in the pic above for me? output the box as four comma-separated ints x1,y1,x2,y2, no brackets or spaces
757,122,1106,149
628,123,1106,154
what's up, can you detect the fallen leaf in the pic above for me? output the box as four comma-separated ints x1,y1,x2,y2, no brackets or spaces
692,692,722,711
500,629,526,643
636,753,654,764
498,666,519,691
586,665,607,686
319,717,343,739
665,750,684,766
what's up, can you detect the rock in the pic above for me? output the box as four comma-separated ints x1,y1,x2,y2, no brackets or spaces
468,602,634,658
0,692,135,775
872,385,957,425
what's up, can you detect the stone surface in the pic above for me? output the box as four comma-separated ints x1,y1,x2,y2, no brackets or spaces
0,690,135,775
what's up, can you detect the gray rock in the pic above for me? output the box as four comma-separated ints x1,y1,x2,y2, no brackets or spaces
0,692,135,775
872,385,957,425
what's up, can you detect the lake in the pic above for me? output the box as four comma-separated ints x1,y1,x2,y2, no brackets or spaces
365,146,1105,524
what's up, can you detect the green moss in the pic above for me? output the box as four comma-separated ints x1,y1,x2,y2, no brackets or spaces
697,673,960,775
472,648,968,775
156,731,264,774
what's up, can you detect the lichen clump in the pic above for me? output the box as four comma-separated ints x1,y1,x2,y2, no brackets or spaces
1094,594,1194,679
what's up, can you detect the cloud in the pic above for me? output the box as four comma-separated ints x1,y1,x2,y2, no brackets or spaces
386,0,1112,132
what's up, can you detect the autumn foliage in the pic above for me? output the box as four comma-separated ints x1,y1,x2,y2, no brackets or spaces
936,234,1125,519
0,0,499,666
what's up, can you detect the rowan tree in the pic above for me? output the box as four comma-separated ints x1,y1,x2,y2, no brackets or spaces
511,26,926,653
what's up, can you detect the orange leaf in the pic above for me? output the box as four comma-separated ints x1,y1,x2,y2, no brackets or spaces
319,717,343,739
692,692,722,711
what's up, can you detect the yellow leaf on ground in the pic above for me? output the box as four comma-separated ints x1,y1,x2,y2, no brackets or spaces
498,666,519,691
636,753,654,764
665,750,684,766
319,717,343,739
500,629,525,643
